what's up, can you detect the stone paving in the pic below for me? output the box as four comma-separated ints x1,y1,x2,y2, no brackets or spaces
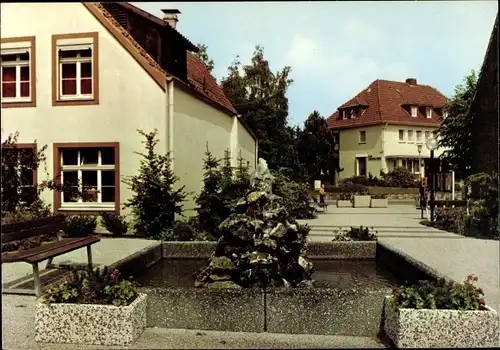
299,205,500,312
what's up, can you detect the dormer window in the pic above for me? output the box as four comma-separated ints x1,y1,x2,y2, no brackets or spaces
342,110,347,120
426,107,433,119
410,106,417,117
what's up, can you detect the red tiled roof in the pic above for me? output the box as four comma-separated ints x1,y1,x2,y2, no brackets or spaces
91,2,237,116
327,79,448,129
186,52,237,114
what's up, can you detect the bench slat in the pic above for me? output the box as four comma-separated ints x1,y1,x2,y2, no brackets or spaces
1,223,65,243
1,216,64,234
24,236,100,264
2,236,100,263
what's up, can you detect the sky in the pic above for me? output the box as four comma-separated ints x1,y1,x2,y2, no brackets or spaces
133,1,498,126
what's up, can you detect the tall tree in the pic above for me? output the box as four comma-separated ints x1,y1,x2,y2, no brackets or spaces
221,45,296,171
296,111,339,182
195,43,215,74
438,70,478,180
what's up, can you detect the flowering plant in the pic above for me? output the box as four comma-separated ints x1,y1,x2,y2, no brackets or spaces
390,274,486,311
43,267,137,306
332,226,377,241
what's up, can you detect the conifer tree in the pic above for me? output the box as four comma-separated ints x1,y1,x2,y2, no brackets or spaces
122,130,186,238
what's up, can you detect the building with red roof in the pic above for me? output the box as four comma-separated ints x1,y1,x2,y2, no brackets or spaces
327,78,448,180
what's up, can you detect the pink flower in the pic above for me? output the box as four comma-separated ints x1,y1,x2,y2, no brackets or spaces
110,269,120,279
479,298,485,305
467,275,473,281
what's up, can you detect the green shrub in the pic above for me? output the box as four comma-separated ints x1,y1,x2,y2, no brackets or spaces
122,130,187,238
100,212,128,237
465,173,498,240
272,169,316,220
433,207,467,235
390,275,486,311
63,215,97,237
382,167,416,188
43,268,137,306
342,173,382,187
332,226,377,241
339,182,369,195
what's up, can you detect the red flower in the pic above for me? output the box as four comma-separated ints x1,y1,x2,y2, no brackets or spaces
110,269,120,279
467,275,473,281
479,298,485,304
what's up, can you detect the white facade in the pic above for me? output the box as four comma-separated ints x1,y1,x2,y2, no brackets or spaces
1,3,257,216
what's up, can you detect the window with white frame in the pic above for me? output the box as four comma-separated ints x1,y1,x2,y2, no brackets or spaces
359,130,366,143
416,130,422,142
407,130,414,142
426,107,433,118
342,110,347,120
399,129,405,142
60,147,116,208
1,40,33,102
55,36,95,100
350,108,355,119
410,106,417,117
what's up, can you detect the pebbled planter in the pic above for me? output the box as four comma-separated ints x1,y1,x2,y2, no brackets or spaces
35,293,147,346
370,198,388,208
336,199,352,208
383,296,500,348
353,195,371,208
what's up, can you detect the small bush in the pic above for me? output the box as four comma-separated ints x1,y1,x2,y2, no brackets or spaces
434,207,467,235
390,275,486,311
342,173,382,187
272,170,316,220
100,212,128,237
332,226,377,241
339,182,369,195
63,215,97,237
43,268,137,306
382,167,417,188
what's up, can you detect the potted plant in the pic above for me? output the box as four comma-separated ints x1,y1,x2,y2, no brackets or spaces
370,193,388,208
384,275,499,348
336,193,352,207
353,191,371,208
35,268,147,346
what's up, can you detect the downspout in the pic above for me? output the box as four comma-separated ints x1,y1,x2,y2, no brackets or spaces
381,122,389,174
166,75,175,171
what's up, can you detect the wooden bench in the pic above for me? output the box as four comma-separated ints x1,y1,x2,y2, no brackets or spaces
1,216,100,297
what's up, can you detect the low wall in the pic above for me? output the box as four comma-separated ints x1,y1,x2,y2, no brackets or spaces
266,286,389,336
139,287,264,333
162,241,376,260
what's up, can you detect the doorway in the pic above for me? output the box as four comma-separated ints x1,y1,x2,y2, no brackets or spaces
356,157,367,177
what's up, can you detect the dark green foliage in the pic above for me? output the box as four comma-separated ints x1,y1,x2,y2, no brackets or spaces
271,169,316,219
63,216,97,237
433,207,468,235
156,218,207,241
122,130,186,238
195,43,215,74
341,173,383,187
195,163,314,289
465,173,498,239
43,268,137,306
100,212,128,237
296,111,340,183
438,71,478,180
391,275,486,311
339,182,369,195
332,226,377,241
382,167,417,188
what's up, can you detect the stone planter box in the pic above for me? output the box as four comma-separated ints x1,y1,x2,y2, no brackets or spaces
353,195,371,208
370,198,388,208
336,199,352,208
35,293,147,346
383,296,500,348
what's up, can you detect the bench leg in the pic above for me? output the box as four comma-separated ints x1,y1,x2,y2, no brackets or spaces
86,245,93,271
32,263,41,297
45,258,54,269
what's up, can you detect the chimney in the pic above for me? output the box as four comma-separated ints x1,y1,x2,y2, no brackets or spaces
161,9,181,29
405,78,417,86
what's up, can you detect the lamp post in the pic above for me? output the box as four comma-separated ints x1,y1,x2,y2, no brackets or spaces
425,135,439,222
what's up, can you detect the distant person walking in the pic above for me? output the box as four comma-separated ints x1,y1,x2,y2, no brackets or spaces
319,184,326,205
419,180,427,219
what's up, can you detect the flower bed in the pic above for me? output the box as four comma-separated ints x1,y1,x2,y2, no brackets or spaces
384,275,499,348
35,268,146,346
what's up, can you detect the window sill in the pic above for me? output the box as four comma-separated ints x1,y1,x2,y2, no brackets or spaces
358,142,366,144
53,97,98,107
2,99,36,108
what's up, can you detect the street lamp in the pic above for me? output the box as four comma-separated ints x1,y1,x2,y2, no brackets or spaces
425,135,439,222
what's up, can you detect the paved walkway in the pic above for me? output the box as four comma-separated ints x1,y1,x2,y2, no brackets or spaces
299,205,500,312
